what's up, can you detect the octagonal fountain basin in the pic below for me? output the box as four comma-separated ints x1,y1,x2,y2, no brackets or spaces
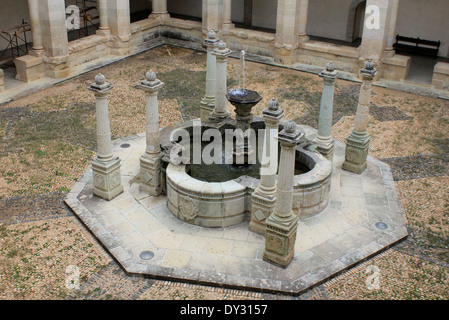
165,147,332,228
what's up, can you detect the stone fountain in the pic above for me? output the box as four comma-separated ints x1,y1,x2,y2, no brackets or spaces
163,45,332,230
65,39,408,294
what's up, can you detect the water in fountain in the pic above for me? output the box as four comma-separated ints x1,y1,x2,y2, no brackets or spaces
241,50,246,91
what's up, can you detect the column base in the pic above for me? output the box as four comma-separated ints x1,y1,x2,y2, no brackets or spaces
222,22,235,32
383,49,396,58
208,110,231,123
200,97,215,122
148,13,170,21
274,46,295,65
29,49,45,58
44,55,70,79
298,34,309,44
92,157,124,201
139,152,163,196
96,28,111,38
313,136,334,161
263,212,299,268
342,130,371,174
249,191,276,235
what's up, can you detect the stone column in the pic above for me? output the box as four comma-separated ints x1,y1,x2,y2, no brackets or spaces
274,0,306,64
202,0,225,35
97,0,111,37
36,0,69,78
200,30,219,122
313,61,338,161
249,98,284,235
223,0,234,31
209,40,231,122
38,0,68,58
136,70,165,196
149,0,170,19
107,0,131,55
342,60,377,174
264,121,304,268
88,74,123,201
384,0,400,58
27,0,44,57
297,0,309,43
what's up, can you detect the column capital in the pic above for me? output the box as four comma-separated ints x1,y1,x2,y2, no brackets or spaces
278,121,304,146
320,61,338,80
360,60,378,80
136,70,164,93
88,73,113,95
204,29,220,48
212,41,231,59
263,98,284,122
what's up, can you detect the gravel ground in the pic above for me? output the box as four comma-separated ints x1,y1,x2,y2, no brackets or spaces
0,45,448,300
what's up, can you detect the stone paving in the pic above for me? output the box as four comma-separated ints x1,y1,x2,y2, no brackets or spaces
64,125,408,295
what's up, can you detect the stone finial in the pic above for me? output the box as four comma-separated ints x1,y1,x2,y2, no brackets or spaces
326,61,335,72
95,73,106,85
320,61,338,78
263,98,284,120
361,59,378,78
146,70,157,82
279,120,304,144
213,40,231,57
284,120,297,133
365,59,374,70
89,73,112,92
217,40,226,50
137,69,163,91
208,29,216,40
268,98,279,111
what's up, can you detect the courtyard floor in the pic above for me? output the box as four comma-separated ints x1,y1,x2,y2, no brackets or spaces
0,45,448,300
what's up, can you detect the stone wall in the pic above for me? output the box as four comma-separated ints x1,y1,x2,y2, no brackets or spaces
67,35,110,69
223,28,275,57
380,54,410,82
432,62,449,91
296,41,360,74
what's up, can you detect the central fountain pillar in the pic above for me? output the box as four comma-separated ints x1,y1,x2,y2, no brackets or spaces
264,121,304,268
209,41,231,122
88,74,123,201
249,98,284,235
136,70,164,196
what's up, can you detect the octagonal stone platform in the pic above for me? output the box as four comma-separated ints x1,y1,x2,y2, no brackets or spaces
64,125,408,295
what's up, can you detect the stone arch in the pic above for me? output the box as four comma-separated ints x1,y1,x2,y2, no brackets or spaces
346,0,366,43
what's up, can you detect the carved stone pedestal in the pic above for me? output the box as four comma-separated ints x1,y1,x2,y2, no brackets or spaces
342,130,371,174
264,213,299,268
92,157,123,201
139,153,163,196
